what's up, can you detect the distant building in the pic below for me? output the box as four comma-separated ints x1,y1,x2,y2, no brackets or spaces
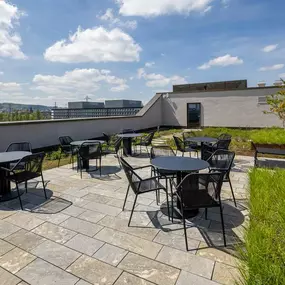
51,99,143,119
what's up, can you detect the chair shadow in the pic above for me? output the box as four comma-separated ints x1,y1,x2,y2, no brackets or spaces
89,165,122,181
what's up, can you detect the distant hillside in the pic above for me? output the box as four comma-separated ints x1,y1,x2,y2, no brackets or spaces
0,103,52,112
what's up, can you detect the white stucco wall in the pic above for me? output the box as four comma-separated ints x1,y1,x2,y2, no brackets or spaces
161,87,282,128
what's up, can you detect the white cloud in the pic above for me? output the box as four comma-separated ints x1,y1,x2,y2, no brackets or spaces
0,81,23,101
0,2,26,59
145,61,155,67
221,0,230,8
262,44,278,53
32,69,129,97
0,71,3,75
279,73,285,79
203,6,212,13
259,64,284,71
0,81,22,92
117,0,213,17
137,68,187,88
44,26,141,63
98,8,137,30
198,54,243,70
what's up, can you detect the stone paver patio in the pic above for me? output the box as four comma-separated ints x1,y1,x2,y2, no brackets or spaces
0,152,252,285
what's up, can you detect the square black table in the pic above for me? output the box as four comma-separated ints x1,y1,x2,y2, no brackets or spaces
185,137,217,159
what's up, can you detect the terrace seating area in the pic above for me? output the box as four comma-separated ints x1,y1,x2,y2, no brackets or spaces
0,132,251,285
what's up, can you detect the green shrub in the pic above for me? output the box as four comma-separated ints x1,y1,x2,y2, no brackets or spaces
238,168,285,285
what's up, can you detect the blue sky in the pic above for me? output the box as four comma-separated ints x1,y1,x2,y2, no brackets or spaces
0,0,284,106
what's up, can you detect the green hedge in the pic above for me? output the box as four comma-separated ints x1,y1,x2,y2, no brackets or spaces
238,168,285,285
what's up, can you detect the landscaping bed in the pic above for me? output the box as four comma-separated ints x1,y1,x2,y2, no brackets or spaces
238,168,285,285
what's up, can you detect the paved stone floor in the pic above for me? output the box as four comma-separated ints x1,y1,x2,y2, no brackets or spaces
0,152,252,285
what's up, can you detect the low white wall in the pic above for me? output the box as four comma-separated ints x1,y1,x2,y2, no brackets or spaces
0,95,162,151
161,87,282,128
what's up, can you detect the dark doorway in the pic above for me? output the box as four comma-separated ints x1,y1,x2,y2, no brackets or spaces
187,103,201,128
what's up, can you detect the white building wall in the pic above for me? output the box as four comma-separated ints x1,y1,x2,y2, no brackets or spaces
161,87,282,128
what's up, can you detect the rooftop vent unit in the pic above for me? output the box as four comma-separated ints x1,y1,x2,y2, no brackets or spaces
257,81,266,87
274,80,283,86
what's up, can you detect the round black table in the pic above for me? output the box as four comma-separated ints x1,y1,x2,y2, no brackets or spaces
185,137,217,159
117,133,143,156
151,156,209,218
70,140,105,170
0,151,31,202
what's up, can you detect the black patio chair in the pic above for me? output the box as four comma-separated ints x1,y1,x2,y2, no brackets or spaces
203,136,232,160
58,136,77,168
78,142,102,178
102,132,111,146
120,157,170,226
150,146,177,203
207,149,237,207
6,142,32,152
173,136,198,157
182,132,200,150
171,171,226,250
102,137,123,166
1,152,47,210
134,132,155,157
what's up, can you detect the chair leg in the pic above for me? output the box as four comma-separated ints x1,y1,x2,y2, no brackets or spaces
41,174,47,199
128,194,138,226
99,158,102,176
146,146,150,157
219,204,227,247
165,188,170,221
205,208,208,220
58,153,62,168
170,180,174,223
181,206,189,251
15,183,23,210
25,181,28,193
182,152,184,157
228,178,237,207
123,184,130,211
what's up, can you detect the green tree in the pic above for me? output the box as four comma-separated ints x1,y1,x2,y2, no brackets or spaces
264,80,285,127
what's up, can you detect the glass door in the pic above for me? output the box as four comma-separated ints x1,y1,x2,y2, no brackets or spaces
187,103,201,128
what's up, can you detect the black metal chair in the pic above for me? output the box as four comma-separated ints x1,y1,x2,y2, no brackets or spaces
58,136,77,168
78,142,102,178
182,132,200,150
102,133,111,146
134,132,155,157
203,136,232,160
207,149,237,207
102,137,123,166
171,172,226,250
6,142,32,152
120,157,170,226
173,136,198,157
1,152,47,210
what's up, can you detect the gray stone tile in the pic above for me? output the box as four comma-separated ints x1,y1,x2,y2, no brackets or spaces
0,266,21,285
82,193,112,204
0,247,36,274
95,228,162,259
83,201,122,216
98,215,159,241
0,239,15,256
114,272,154,285
77,210,105,224
0,220,21,239
4,212,44,231
156,246,214,279
118,252,180,285
212,262,240,285
93,243,127,266
31,212,70,225
17,282,30,285
59,194,89,207
62,205,86,217
5,229,46,251
67,255,122,285
0,206,16,219
153,231,200,253
32,222,77,244
60,217,103,237
76,280,92,285
107,198,134,211
65,234,104,256
17,258,79,285
31,240,81,269
176,271,220,285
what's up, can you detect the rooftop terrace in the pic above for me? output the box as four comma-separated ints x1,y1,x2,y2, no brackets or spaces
0,152,250,285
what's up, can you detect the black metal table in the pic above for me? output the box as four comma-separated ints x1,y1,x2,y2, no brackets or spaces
117,133,143,156
185,137,217,159
151,156,209,218
70,140,104,170
0,151,31,202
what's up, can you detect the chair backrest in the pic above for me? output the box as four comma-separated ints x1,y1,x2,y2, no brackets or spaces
216,138,231,150
119,157,142,193
59,136,73,146
6,142,32,152
207,149,235,174
114,137,123,153
121,129,135,134
14,152,45,175
177,172,224,208
143,132,155,145
150,145,176,159
79,142,102,160
102,133,111,145
182,131,196,140
173,136,185,152
218,133,232,140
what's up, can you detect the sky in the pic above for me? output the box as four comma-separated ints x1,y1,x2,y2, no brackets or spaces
0,0,284,107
